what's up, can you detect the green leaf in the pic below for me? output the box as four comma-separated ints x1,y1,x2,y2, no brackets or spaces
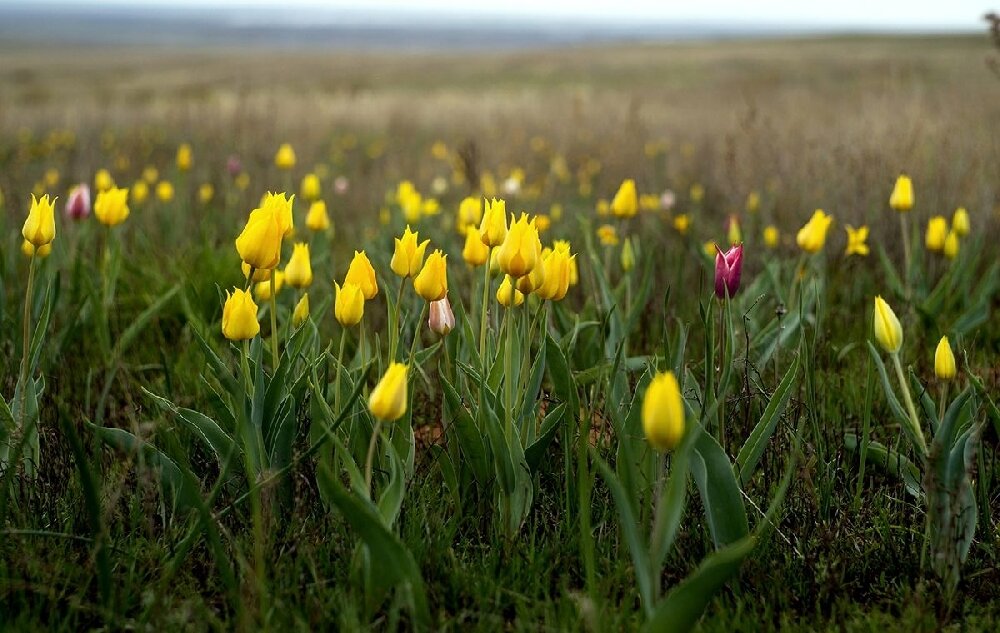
843,433,922,498
142,388,238,465
117,284,180,356
736,351,800,486
440,375,491,485
691,429,749,548
524,403,567,472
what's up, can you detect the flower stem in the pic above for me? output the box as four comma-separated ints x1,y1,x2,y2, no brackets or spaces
504,279,516,441
478,249,492,365
334,329,347,414
389,278,405,361
364,419,384,498
899,213,911,298
891,353,928,456
268,274,279,369
17,254,38,439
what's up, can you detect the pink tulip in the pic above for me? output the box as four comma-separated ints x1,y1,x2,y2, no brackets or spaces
428,296,455,336
226,155,242,177
65,183,91,220
334,176,349,195
714,243,743,299
660,189,676,212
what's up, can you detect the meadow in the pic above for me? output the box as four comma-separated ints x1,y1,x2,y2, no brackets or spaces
1,34,999,630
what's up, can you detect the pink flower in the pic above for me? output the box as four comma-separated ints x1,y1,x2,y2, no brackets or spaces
428,296,455,336
65,183,91,220
334,176,349,195
226,155,242,177
660,189,676,211
714,243,743,299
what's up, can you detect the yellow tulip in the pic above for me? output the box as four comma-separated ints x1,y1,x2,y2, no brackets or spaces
611,179,638,218
142,166,158,184
796,209,833,253
94,168,114,192
457,196,482,234
763,225,779,248
517,254,546,294
536,248,572,301
462,226,490,266
553,240,578,287
222,288,260,341
943,230,959,260
284,243,313,288
496,275,525,308
390,225,430,278
198,183,214,204
242,261,273,283
131,181,149,205
369,363,408,422
275,143,296,170
254,271,285,301
597,224,619,246
22,194,56,247
596,199,610,216
305,200,331,231
889,175,913,212
300,173,321,201
345,250,378,300
497,213,541,278
925,216,947,252
156,181,174,202
236,206,283,270
292,293,310,328
873,295,903,354
690,183,705,203
334,281,365,327
94,187,130,227
479,197,508,247
22,240,52,258
844,225,870,256
746,191,761,214
934,336,956,381
621,237,635,272
672,214,690,236
176,143,192,171
642,371,685,452
413,249,449,302
952,207,969,237
260,192,294,238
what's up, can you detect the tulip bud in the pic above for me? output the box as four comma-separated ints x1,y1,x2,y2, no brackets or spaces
176,143,192,171
226,155,242,177
414,249,449,302
889,175,914,212
496,213,540,278
873,295,903,354
726,215,742,246
690,183,705,203
925,216,947,252
222,288,260,341
597,224,619,246
275,143,296,170
131,181,149,205
610,179,638,218
236,206,283,271
334,282,365,327
763,225,779,249
94,168,114,192
714,244,743,299
369,363,408,421
345,250,378,299
284,243,313,289
22,194,57,248
293,293,310,328
642,371,685,451
428,296,455,335
390,225,430,278
254,271,285,301
462,226,490,266
334,176,349,195
305,200,331,231
198,183,214,205
156,181,175,203
457,196,482,234
479,197,508,247
300,173,321,201
796,209,833,253
497,275,525,308
746,191,761,214
943,230,959,260
934,336,956,381
65,184,91,220
951,207,969,237
620,237,636,272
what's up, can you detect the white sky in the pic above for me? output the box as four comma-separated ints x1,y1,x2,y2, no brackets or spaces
3,0,993,28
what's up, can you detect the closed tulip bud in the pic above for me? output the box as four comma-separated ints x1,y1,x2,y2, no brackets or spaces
369,363,408,422
305,200,331,231
226,155,242,177
943,230,959,260
292,293,310,328
479,197,508,247
537,248,573,301
130,181,149,205
457,196,482,234
690,183,705,203
746,191,761,214
65,184,91,220
242,261,273,283
275,143,296,170
95,168,114,192
222,288,260,341
22,194,56,247
517,253,546,294
462,226,490,266
94,187,130,227
156,181,174,202
236,206,283,271
198,183,214,204
672,214,690,236
844,225,870,256
925,216,947,252
934,336,956,380
428,296,455,335
284,243,313,288
611,179,638,218
22,239,52,258
642,371,685,452
952,207,969,237
889,175,913,212
414,249,448,301
390,225,430,278
254,271,285,301
714,244,743,299
727,215,742,246
300,173,321,201
763,225,779,248
796,209,833,253
553,240,577,287
597,224,619,246
873,295,903,354
345,250,379,299
497,275,525,308
142,166,159,184
334,282,365,327
176,143,192,171
621,237,636,272
497,213,540,278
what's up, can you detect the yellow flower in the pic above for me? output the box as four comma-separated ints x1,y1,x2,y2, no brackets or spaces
642,371,685,452
22,240,52,258
934,336,956,381
391,225,430,278
462,226,490,266
345,250,378,299
550,203,563,220
334,281,365,327
672,214,690,236
796,209,833,253
727,215,742,246
702,241,717,257
597,223,619,246
496,213,541,278
690,183,705,203
235,173,250,191
413,249,448,301
621,237,635,272
889,174,913,212
305,200,331,231
610,179,638,218
131,181,149,205
156,181,174,202
242,261,273,283
496,275,525,308
943,230,959,260
369,363,408,422
952,207,969,237
176,143,192,171
763,225,779,248
94,169,114,192
639,194,659,212
22,194,56,247
292,293,310,328
925,216,947,252
746,191,761,214
142,166,159,184
536,248,572,301
260,192,294,238
844,225,870,256
479,197,508,247
222,288,260,341
198,183,214,204
254,271,285,301
236,206,284,270
554,240,578,287
873,295,903,354
596,199,610,216
430,141,448,160
284,243,313,288
534,214,551,233
44,168,60,188
94,187,130,226
457,196,482,234
275,143,296,170
300,173,321,201
516,254,546,294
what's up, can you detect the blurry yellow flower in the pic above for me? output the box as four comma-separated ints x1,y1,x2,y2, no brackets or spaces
727,215,742,246
284,243,313,288
639,194,659,212
198,183,214,204
496,275,525,308
479,197,508,247
22,240,52,258
462,226,490,266
292,293,310,328
44,168,60,188
235,173,250,191
690,183,705,203
334,281,365,327
94,187,130,227
391,225,430,278
534,214,551,233
934,336,956,380
873,295,903,354
421,198,440,216
621,237,635,272
497,213,541,278
889,175,913,212
254,271,285,301
702,241,717,257
142,166,159,184
943,230,959,260
176,143,192,171
597,224,619,246
746,191,761,214
414,249,449,302
672,214,690,236
305,200,330,231
796,209,833,253
369,363,408,422
222,288,260,341
275,143,297,170
457,196,482,234
345,250,378,299
430,141,448,160
549,203,563,221
22,194,56,247
844,225,869,256
642,371,685,452
95,169,114,192
156,181,174,202
611,179,638,218
128,181,147,205
763,225,779,248
596,199,610,216
300,173,321,201
925,216,947,252
952,207,969,236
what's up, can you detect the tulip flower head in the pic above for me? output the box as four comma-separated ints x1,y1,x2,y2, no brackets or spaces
497,275,525,308
621,237,636,272
345,250,379,299
414,249,449,302
292,293,310,328
254,270,285,301
94,187,130,227
156,181,175,203
462,226,490,266
284,243,313,288
925,216,947,252
497,213,541,278
457,196,482,234
391,225,430,278
727,215,742,246
131,181,149,205
642,371,685,452
889,175,914,212
690,183,705,203
479,197,508,247
746,191,761,214
934,336,956,381
275,143,297,170
176,143,192,171
222,288,260,341
428,296,456,335
22,194,57,248
763,225,779,249
611,179,638,218
236,204,284,271
334,281,365,327
672,214,690,236
369,363,408,422
300,173,321,201
22,240,52,259
844,225,870,256
95,169,114,192
943,230,959,260
65,184,91,220
714,244,743,299
305,200,331,231
597,224,619,246
796,209,833,253
198,183,214,204
536,247,572,301
873,296,903,354
952,207,969,237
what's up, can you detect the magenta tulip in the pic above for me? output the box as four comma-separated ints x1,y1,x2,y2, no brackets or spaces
65,183,91,220
714,244,743,299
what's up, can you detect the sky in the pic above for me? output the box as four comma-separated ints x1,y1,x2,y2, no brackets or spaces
1,0,993,29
